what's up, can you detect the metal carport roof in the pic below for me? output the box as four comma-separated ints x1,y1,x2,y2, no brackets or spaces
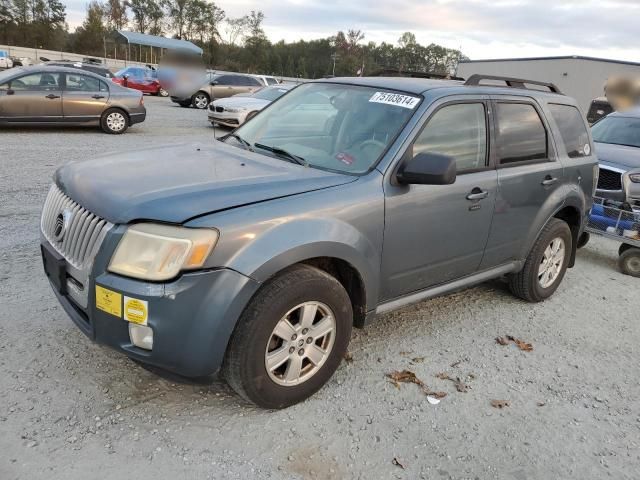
115,31,203,55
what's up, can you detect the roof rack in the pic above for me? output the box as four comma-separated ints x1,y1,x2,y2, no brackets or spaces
464,74,563,94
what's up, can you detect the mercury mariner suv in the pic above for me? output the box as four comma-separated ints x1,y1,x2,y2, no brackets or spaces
41,75,598,408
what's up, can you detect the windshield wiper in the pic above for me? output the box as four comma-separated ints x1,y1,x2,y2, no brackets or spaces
254,143,308,166
222,132,253,151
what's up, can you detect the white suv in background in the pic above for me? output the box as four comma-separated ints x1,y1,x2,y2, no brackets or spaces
0,51,14,70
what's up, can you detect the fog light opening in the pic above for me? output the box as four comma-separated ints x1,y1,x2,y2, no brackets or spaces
129,323,153,350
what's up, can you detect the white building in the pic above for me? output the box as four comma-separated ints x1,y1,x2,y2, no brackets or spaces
457,56,640,113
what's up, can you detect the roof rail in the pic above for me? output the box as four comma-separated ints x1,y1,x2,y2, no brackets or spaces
464,74,563,94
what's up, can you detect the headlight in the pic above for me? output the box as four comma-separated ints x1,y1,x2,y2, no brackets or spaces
629,173,640,183
225,107,247,113
108,223,218,281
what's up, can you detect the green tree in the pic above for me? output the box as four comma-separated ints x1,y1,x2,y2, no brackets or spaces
73,1,106,56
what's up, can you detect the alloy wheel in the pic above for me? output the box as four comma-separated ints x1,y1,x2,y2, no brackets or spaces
538,237,566,288
265,301,336,386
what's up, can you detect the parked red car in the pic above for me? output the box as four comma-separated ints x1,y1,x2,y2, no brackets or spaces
112,67,168,97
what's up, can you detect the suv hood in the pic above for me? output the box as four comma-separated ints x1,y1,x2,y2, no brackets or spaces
594,142,640,169
55,142,356,224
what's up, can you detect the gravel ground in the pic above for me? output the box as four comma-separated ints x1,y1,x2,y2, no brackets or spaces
1,97,639,480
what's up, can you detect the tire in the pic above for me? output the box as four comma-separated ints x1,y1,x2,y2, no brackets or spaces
191,91,210,110
618,248,640,277
223,264,353,409
577,232,590,249
508,218,572,302
158,88,169,97
619,243,633,256
101,108,128,134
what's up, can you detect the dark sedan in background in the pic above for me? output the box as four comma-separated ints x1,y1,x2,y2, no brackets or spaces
0,66,146,134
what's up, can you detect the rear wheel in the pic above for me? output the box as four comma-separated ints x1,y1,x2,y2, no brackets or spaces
223,265,353,409
509,218,572,302
618,248,640,277
192,91,210,110
101,108,128,134
158,88,169,97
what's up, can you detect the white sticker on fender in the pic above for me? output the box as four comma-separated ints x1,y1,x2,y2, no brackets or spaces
369,92,420,109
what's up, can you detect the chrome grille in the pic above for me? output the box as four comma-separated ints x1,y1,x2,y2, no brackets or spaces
41,184,112,270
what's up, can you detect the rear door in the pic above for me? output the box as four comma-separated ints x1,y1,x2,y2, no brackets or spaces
63,73,109,120
480,97,565,269
381,97,498,300
0,71,63,120
236,75,263,95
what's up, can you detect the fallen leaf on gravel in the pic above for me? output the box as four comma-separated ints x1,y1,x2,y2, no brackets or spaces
496,335,533,351
344,352,353,363
386,370,447,399
392,457,405,469
537,401,546,407
411,357,425,363
491,400,510,409
435,372,470,392
450,360,462,368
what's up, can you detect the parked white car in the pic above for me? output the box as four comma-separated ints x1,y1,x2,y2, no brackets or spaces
0,51,14,70
253,74,280,86
208,84,294,128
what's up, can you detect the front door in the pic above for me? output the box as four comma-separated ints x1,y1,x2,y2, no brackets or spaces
381,100,497,301
479,98,565,268
0,71,63,120
63,73,109,121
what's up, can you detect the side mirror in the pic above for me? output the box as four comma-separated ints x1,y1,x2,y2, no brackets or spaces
210,80,218,86
123,74,129,79
397,152,457,185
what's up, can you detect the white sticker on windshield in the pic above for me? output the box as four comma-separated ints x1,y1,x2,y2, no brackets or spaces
369,92,420,109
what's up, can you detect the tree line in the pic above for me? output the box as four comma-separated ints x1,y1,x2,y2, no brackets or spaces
0,0,466,78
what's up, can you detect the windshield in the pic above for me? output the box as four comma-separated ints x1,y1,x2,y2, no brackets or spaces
252,86,290,101
592,115,640,148
228,82,421,174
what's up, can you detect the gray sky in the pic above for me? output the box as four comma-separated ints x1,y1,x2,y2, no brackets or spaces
64,0,640,62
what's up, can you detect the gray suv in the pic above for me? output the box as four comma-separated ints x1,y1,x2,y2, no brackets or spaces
40,75,597,408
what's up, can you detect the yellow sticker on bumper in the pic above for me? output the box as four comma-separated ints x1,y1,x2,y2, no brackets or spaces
95,285,122,317
124,296,148,325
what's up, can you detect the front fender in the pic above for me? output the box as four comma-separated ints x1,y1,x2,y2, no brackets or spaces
224,218,379,312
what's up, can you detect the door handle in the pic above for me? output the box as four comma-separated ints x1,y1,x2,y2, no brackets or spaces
91,95,105,99
541,176,558,186
466,188,489,201
45,94,60,99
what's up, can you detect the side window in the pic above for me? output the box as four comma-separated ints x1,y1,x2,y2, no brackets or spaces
413,103,488,172
266,77,278,85
548,104,591,158
218,75,235,85
99,80,108,92
495,103,548,164
10,72,61,91
66,74,101,92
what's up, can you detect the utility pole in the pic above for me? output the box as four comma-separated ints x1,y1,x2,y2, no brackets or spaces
331,53,339,76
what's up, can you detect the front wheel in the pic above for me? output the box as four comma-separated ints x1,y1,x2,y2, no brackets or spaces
158,88,169,97
223,265,353,409
191,91,210,109
509,218,572,302
101,108,128,134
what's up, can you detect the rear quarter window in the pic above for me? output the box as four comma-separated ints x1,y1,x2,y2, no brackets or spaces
548,104,592,158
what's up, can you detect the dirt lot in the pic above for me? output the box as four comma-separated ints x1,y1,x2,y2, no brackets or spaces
1,96,639,480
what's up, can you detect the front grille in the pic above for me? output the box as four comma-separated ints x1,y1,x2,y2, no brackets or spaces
597,168,623,191
41,184,112,270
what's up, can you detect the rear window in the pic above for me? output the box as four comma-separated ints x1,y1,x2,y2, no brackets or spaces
495,103,548,164
548,104,591,158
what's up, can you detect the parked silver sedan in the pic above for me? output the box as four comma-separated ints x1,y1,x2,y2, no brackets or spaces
208,84,294,128
0,66,146,134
